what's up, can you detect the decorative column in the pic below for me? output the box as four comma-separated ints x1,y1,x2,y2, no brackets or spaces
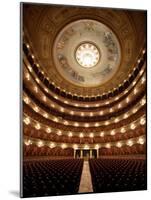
80,149,83,158
96,149,99,158
74,149,76,158
81,149,83,158
90,149,92,158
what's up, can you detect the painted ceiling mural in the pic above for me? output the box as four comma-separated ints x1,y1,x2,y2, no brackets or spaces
23,5,146,96
53,19,121,87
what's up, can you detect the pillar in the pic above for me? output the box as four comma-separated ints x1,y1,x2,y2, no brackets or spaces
74,149,76,158
90,149,92,158
96,149,99,158
80,149,83,158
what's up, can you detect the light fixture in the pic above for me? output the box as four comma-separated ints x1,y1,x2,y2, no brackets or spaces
35,123,41,130
24,139,32,146
95,122,99,127
126,97,130,103
74,122,79,127
138,137,145,145
118,104,121,108
89,133,94,138
25,73,30,81
28,66,32,72
34,86,38,93
134,88,138,94
127,140,133,146
44,88,48,93
26,43,30,49
68,132,73,137
141,98,146,106
123,113,128,119
140,117,146,125
116,142,122,148
24,97,30,104
81,112,84,116
115,96,119,100
130,123,136,130
35,78,40,83
121,127,126,133
140,69,144,75
54,95,58,99
42,96,46,102
99,111,103,115
124,90,128,94
70,111,74,115
49,142,55,148
84,144,89,149
142,49,146,54
95,144,100,149
57,130,62,136
54,117,58,122
84,123,89,127
105,121,109,125
33,106,39,112
61,143,67,149
137,59,141,63
37,140,44,147
60,107,64,112
51,104,55,108
106,143,111,148
75,43,100,68
89,112,94,117
73,144,78,149
132,108,137,114
46,127,51,133
24,117,30,125
114,118,119,123
110,130,115,136
132,81,136,86
43,113,48,118
100,132,104,137
110,108,113,113
79,133,83,138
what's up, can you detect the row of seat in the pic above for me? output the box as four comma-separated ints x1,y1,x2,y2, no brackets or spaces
89,158,147,193
23,159,83,197
23,158,147,197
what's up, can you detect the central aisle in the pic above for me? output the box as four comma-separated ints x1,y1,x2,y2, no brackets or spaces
78,161,93,193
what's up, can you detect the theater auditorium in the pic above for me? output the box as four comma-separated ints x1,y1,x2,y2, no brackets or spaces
22,3,147,198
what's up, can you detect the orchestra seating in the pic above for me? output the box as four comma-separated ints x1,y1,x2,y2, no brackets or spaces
23,159,83,197
89,158,147,193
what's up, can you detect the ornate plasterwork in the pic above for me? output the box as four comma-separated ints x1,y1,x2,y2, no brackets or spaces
23,5,146,96
53,19,121,87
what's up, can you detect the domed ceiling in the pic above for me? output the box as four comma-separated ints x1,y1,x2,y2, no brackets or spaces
53,19,121,87
22,4,146,151
23,5,146,96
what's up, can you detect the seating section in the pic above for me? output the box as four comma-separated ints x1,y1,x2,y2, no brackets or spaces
23,159,83,197
89,158,147,193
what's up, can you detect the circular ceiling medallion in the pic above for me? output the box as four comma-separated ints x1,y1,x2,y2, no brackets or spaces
53,19,121,87
75,42,100,68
